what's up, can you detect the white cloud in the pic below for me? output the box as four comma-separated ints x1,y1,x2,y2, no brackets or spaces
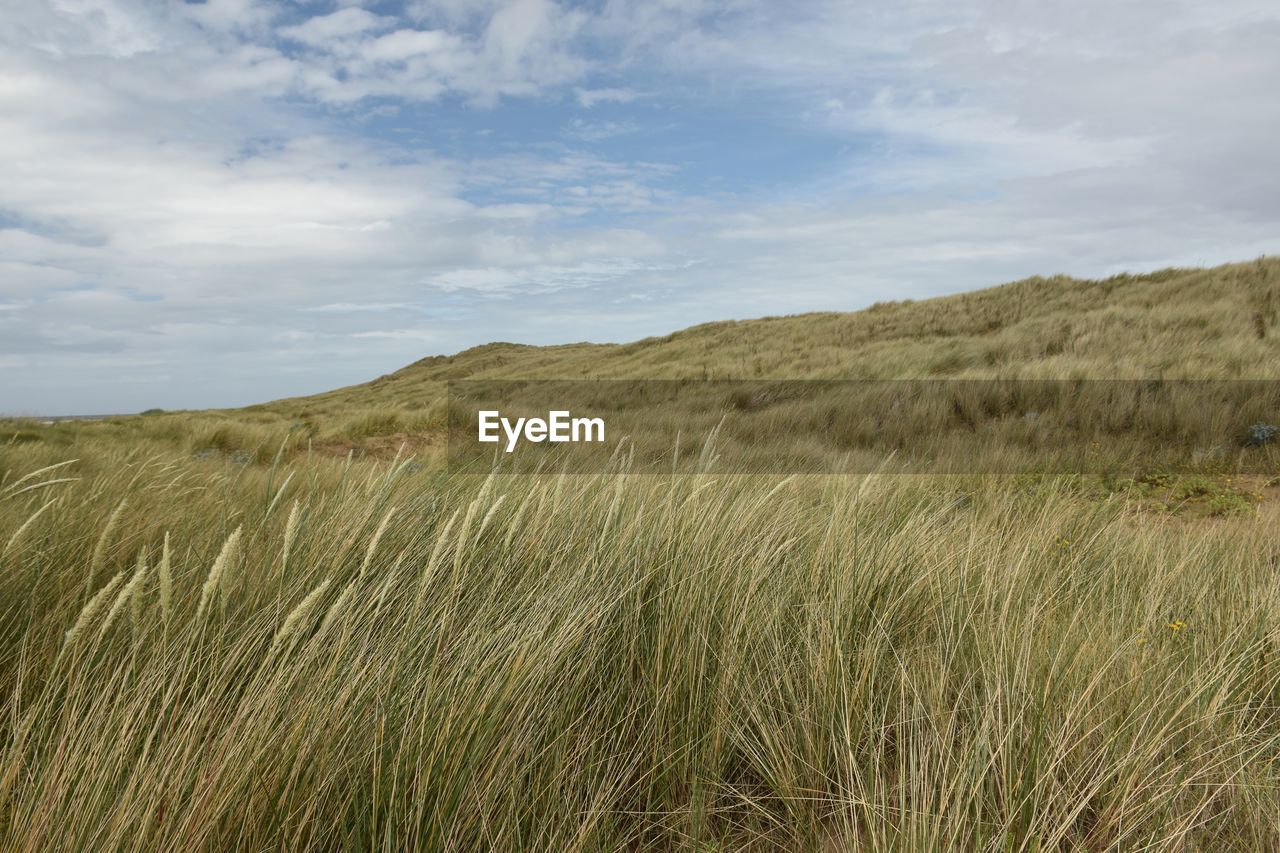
183,0,279,36
431,254,669,294
564,117,638,142
279,8,396,49
361,28,456,62
0,1,686,410
574,86,637,107
350,328,437,340
303,302,414,313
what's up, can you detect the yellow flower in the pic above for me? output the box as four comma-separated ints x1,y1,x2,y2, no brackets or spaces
1167,620,1186,632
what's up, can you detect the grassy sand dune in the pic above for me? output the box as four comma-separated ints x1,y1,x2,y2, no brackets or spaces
7,258,1278,463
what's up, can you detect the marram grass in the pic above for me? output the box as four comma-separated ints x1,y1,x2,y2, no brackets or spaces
1,442,1279,851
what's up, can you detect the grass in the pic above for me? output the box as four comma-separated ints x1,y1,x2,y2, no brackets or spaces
1,259,1280,849
1,451,1278,850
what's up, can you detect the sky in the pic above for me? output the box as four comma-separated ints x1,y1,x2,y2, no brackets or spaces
2,0,1279,414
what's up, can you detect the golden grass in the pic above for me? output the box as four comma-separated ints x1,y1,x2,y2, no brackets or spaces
0,450,1278,850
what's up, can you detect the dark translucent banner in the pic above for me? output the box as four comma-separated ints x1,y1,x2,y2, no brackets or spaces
446,380,1280,475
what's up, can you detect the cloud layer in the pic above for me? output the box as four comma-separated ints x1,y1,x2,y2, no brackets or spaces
2,0,1278,412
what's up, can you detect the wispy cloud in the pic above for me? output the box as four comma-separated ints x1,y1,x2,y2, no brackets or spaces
564,118,639,142
301,302,416,313
574,86,638,107
349,328,437,341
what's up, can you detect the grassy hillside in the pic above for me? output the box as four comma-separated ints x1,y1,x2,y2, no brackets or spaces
2,259,1280,850
8,258,1279,466
272,257,1280,416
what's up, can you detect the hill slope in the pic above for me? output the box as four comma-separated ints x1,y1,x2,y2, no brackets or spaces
9,259,1278,459
265,258,1280,422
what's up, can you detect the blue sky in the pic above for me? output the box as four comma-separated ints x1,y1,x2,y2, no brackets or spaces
2,0,1280,413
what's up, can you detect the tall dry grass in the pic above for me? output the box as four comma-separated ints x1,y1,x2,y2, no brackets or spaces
1,441,1278,850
